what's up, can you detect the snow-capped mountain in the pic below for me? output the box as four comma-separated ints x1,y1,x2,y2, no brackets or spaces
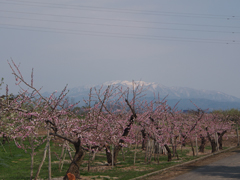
77,80,240,103
43,80,240,110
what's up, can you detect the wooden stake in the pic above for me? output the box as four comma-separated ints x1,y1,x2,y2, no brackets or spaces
121,147,125,161
237,124,239,146
66,142,73,161
48,128,51,180
88,145,92,172
215,132,219,151
34,141,49,180
195,136,198,156
60,150,66,172
112,144,114,168
134,132,138,165
59,141,66,171
0,141,7,153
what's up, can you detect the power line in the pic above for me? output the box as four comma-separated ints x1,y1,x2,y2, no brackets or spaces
0,23,238,44
0,0,239,20
0,1,239,44
5,0,240,18
1,9,240,29
1,16,239,34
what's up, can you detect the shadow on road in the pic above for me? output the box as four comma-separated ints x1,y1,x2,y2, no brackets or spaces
193,165,240,179
172,151,240,180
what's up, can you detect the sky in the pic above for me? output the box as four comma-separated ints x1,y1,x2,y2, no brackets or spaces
1,0,240,98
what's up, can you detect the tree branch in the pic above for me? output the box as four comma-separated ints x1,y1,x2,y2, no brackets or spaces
49,133,75,144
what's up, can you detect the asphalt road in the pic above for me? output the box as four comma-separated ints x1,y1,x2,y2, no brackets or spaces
171,151,240,180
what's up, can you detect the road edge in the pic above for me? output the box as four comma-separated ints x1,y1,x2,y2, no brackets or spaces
130,146,238,180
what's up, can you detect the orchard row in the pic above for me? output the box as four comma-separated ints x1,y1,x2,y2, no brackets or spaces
0,60,238,179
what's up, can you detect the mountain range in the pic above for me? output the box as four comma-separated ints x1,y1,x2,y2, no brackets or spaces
45,80,240,111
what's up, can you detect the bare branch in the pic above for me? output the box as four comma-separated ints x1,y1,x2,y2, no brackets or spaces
125,99,137,118
49,132,75,144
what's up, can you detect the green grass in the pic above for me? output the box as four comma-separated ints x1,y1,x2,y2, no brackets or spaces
0,139,223,180
79,147,196,180
0,138,70,180
204,146,212,150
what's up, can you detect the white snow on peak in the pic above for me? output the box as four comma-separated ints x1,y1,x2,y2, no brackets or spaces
102,80,162,89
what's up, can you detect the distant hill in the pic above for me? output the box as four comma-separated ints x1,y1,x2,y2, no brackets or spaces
43,80,240,111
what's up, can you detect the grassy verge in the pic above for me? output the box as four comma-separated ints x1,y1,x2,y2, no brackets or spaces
0,137,70,180
0,138,220,180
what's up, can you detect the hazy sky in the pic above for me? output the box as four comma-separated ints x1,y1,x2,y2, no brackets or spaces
1,0,240,98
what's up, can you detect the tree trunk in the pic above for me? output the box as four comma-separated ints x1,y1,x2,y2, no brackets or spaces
105,144,122,166
63,139,85,180
207,134,217,153
181,134,186,147
171,136,179,159
217,130,227,150
106,114,136,165
105,145,112,165
113,144,122,165
190,140,195,156
146,139,154,164
164,144,172,161
141,129,147,150
210,140,217,153
199,136,206,153
2,134,8,145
